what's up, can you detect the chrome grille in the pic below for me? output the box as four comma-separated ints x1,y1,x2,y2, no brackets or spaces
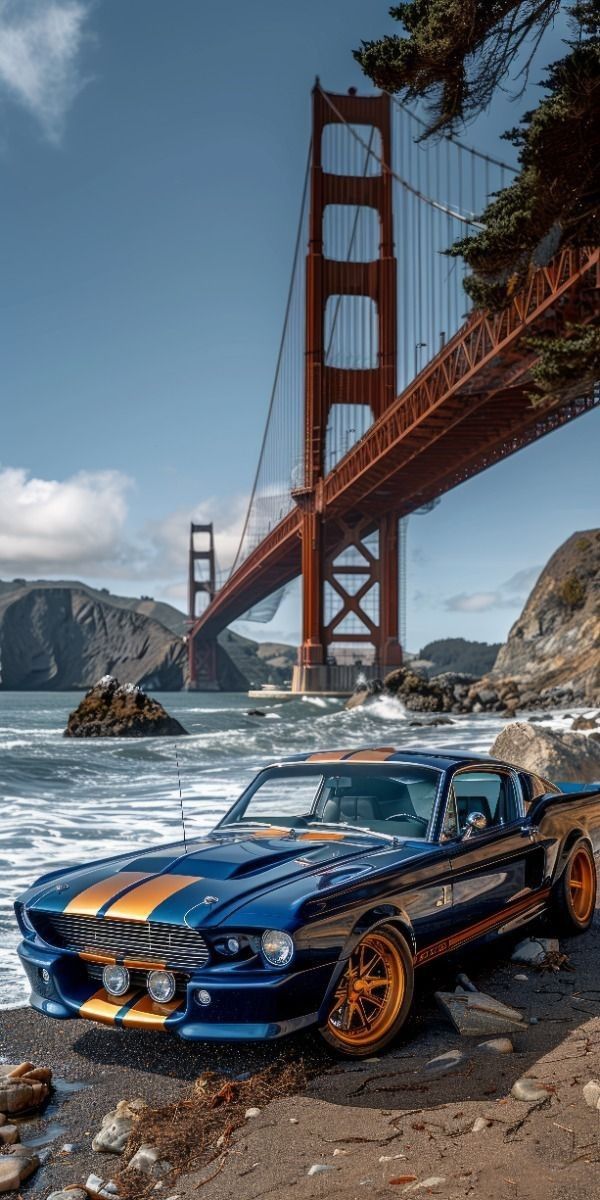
31,912,210,968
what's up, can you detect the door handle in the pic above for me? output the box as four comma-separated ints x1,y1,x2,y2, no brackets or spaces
520,824,539,839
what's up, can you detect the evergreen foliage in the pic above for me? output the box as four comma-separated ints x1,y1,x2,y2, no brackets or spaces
355,2,599,398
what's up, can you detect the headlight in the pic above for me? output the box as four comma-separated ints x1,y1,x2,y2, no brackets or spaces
147,970,176,1003
102,964,130,997
261,929,294,968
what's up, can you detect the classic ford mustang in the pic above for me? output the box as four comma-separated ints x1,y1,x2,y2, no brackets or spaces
15,746,600,1057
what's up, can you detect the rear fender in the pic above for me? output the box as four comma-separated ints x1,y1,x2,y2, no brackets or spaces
553,831,593,884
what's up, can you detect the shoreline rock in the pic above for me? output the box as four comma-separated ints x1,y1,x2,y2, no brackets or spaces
490,722,600,782
64,677,188,738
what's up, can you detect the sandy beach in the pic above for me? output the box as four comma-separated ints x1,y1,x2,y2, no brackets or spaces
2,909,600,1200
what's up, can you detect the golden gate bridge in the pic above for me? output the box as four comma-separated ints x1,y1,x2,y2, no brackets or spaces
187,83,599,693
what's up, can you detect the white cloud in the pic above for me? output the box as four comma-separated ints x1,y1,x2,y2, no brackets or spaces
0,466,131,574
444,565,541,614
0,467,249,601
0,0,91,143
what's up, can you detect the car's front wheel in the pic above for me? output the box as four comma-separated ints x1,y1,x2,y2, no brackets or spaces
551,840,597,934
319,924,414,1058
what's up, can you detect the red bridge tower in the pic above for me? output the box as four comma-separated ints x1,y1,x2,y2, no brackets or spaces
292,85,402,693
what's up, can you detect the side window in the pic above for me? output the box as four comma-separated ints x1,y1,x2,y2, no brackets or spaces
452,771,519,830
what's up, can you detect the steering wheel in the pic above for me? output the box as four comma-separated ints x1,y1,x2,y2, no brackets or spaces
384,812,429,826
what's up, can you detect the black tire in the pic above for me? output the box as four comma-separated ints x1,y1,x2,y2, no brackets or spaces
551,840,597,935
318,924,414,1059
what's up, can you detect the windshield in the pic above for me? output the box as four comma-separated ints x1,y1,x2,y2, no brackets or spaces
219,764,441,840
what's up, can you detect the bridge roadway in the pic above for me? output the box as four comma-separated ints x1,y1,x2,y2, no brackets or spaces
190,246,599,643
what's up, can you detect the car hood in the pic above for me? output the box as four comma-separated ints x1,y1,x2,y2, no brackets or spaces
23,829,431,928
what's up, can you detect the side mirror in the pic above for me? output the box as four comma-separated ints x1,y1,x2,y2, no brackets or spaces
462,811,488,839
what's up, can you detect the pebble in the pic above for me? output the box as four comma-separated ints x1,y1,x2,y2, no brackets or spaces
0,1124,19,1146
424,1049,465,1075
92,1099,146,1154
472,1117,492,1133
333,1148,349,1156
47,1191,88,1200
514,974,529,982
0,1062,52,1116
127,1145,172,1178
477,1037,514,1054
47,1190,87,1200
86,1178,121,1200
405,1178,446,1192
511,1078,550,1103
0,1146,40,1194
307,1164,335,1176
379,1153,406,1162
582,1080,600,1109
245,1107,261,1119
511,937,559,965
289,1117,299,1124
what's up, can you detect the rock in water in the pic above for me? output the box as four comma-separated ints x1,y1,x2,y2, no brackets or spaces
65,677,188,738
490,722,600,783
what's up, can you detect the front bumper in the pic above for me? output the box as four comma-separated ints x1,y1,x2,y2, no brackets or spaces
17,939,334,1041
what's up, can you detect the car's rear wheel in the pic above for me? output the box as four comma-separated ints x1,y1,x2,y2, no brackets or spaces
319,925,414,1058
551,841,597,934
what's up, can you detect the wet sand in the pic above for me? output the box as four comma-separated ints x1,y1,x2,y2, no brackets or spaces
2,911,599,1200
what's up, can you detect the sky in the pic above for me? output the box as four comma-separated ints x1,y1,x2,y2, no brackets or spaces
0,0,598,653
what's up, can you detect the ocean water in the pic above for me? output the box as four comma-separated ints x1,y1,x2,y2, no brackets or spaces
0,690,579,1008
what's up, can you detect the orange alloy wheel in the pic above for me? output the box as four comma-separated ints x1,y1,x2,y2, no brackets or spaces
325,929,408,1052
568,848,596,924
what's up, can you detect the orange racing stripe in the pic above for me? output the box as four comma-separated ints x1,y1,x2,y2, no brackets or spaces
79,987,137,1026
414,887,551,966
121,993,182,1030
345,749,396,761
64,871,151,917
104,874,200,922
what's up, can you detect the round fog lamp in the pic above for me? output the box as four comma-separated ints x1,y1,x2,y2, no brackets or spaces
41,968,50,984
102,964,130,997
226,937,240,954
148,969,176,1004
196,988,211,1006
261,929,294,968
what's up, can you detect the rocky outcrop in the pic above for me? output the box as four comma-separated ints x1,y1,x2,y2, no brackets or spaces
346,668,476,713
490,721,600,782
65,677,188,738
482,530,600,709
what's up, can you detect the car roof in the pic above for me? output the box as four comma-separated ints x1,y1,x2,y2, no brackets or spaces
275,747,489,772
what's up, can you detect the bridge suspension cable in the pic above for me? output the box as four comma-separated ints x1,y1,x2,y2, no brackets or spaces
227,85,516,612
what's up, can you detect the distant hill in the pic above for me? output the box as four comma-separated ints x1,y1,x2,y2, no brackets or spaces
418,637,502,678
0,579,296,691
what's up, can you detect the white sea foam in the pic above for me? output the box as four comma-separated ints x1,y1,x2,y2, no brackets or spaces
0,691,586,1008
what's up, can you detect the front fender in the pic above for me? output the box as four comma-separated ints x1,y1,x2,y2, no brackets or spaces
316,908,415,1025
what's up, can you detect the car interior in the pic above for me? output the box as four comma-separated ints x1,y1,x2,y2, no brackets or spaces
226,769,441,839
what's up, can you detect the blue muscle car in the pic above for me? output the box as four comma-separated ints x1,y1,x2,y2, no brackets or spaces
15,747,600,1057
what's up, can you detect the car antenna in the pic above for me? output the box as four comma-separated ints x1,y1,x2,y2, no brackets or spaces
175,749,188,853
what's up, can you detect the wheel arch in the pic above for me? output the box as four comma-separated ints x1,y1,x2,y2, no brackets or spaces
554,829,593,883
316,904,415,1025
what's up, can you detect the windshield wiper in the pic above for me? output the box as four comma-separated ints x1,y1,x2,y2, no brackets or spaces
212,821,276,836
306,821,399,844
